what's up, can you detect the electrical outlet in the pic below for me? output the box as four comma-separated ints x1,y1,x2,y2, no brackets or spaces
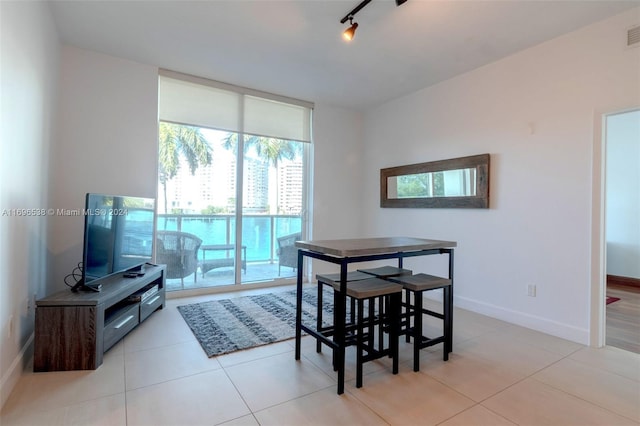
527,284,537,297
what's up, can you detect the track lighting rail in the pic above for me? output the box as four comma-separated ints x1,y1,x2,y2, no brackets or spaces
340,0,372,24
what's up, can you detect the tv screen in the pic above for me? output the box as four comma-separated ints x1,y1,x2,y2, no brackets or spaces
79,193,155,290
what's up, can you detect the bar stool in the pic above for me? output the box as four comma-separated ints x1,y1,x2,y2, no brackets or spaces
335,278,403,388
388,273,452,372
356,266,412,350
316,274,403,388
315,271,373,353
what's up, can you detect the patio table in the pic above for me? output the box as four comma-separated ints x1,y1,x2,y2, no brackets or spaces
200,244,247,277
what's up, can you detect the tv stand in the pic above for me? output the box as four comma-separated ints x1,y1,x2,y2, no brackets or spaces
80,283,102,292
128,264,146,273
34,265,166,372
70,279,102,292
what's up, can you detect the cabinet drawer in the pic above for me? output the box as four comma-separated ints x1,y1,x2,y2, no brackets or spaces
140,292,164,322
104,303,139,350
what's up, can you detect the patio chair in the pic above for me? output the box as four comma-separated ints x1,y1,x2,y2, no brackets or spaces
277,232,301,275
156,230,202,287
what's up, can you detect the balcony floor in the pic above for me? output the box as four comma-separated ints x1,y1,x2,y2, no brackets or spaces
165,261,298,292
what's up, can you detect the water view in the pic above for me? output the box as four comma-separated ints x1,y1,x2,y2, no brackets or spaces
158,214,302,262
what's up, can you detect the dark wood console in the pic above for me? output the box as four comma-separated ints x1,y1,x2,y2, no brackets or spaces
34,264,166,372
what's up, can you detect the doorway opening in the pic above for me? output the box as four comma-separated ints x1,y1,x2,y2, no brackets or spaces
601,109,640,354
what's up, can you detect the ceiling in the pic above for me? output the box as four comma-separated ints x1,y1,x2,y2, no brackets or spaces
49,0,639,111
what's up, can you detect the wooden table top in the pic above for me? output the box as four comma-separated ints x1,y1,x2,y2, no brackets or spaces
294,237,457,257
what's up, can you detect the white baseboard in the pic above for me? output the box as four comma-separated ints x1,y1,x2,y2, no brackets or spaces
1,333,34,410
453,295,589,345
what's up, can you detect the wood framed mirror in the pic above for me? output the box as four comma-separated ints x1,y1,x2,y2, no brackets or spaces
380,154,490,208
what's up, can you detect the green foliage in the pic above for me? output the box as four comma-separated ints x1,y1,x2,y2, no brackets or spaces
201,205,228,215
158,122,213,213
433,172,445,196
397,174,428,198
396,171,445,198
222,133,300,166
159,122,212,182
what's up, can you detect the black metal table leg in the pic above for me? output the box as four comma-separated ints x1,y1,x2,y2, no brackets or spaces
446,249,454,355
295,250,304,360
335,262,348,394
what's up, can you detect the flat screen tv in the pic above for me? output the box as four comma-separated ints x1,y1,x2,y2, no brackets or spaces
72,193,156,292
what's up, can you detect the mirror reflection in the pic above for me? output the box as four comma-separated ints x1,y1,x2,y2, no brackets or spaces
387,168,477,199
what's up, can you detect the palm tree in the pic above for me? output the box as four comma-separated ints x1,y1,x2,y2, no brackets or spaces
222,134,300,213
159,122,212,214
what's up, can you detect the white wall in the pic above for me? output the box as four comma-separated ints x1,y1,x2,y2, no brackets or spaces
48,46,159,291
309,104,365,275
606,110,640,279
362,8,640,344
0,1,59,408
311,105,364,241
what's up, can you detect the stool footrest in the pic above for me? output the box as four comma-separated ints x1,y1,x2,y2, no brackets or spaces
402,327,446,348
400,302,445,320
360,347,391,363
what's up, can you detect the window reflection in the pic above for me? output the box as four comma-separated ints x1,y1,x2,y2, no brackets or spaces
387,168,477,199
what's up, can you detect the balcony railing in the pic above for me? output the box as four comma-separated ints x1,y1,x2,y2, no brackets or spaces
157,213,302,263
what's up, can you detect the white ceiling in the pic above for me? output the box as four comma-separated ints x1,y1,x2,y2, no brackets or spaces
49,0,639,110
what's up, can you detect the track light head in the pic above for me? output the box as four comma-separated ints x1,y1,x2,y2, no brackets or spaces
339,0,405,41
343,17,358,41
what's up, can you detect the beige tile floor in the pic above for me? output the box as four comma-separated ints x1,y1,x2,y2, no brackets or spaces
2,285,640,426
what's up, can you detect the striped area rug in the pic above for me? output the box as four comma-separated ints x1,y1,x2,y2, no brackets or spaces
177,286,337,357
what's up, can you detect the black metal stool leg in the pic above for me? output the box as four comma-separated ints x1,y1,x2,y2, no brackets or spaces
413,291,423,372
350,297,356,324
317,281,323,353
332,289,340,371
356,299,365,388
367,298,375,355
405,289,412,343
444,285,452,360
377,296,385,354
391,292,400,375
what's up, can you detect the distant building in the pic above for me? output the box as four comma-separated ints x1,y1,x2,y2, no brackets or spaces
242,158,269,213
278,160,303,214
158,153,302,215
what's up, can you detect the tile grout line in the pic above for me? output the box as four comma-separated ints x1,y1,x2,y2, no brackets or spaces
472,345,638,424
218,361,256,423
525,349,640,424
420,340,586,424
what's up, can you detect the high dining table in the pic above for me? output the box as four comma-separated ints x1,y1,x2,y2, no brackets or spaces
294,237,457,394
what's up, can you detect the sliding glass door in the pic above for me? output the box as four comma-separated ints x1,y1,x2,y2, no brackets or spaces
157,72,312,292
239,135,305,283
